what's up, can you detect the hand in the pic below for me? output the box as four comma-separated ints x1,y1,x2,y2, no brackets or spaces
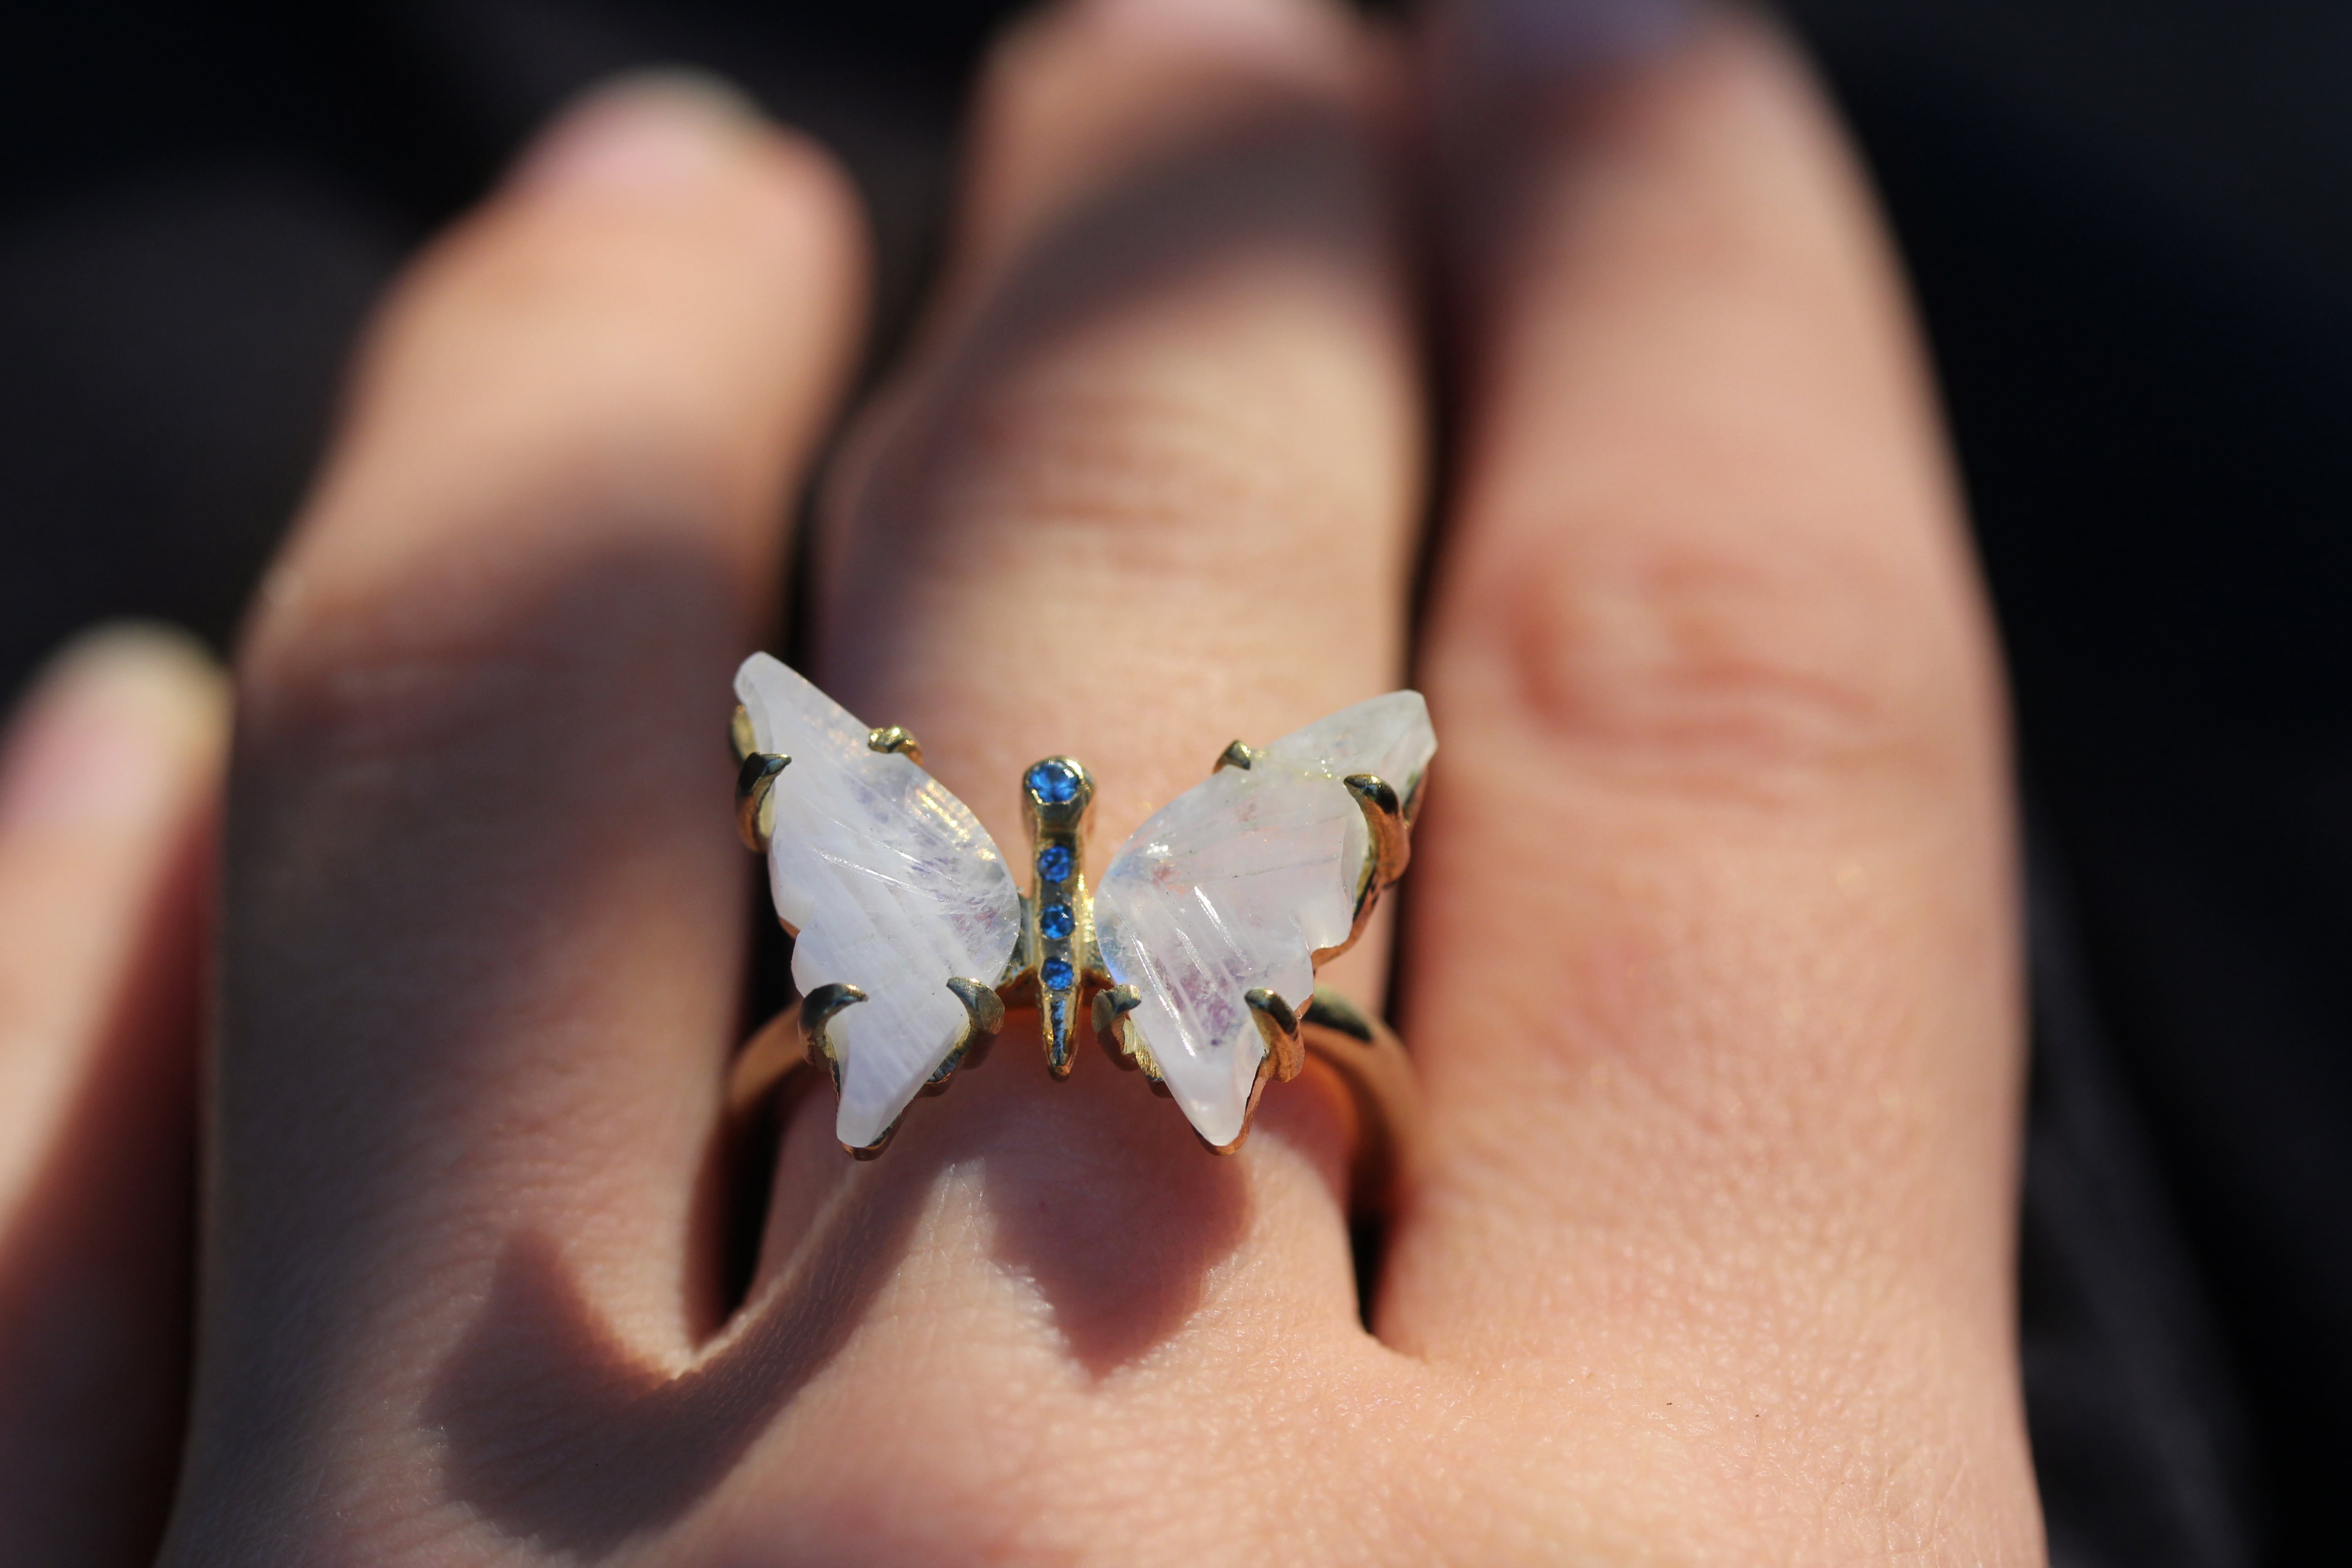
1,0,2043,1561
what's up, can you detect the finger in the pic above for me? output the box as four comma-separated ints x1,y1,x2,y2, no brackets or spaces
167,81,865,1544
1384,3,2038,1546
794,0,1411,1226
0,626,226,1568
731,0,1420,1547
818,0,1412,967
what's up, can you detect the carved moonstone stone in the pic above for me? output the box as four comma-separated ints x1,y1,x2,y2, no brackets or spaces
1094,692,1436,1148
735,654,1024,1148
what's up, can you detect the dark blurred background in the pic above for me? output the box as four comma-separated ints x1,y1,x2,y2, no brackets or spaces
0,3,2343,1563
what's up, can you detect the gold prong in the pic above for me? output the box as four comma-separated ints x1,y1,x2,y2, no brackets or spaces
1344,773,1409,887
947,975,1006,1040
1092,983,1143,1068
1303,772,1410,968
796,983,867,1078
1196,1052,1275,1153
868,725,924,766
1245,987,1304,1082
1091,983,1139,1035
925,976,1006,1095
735,751,789,851
730,704,756,764
950,975,1005,1067
847,1121,900,1161
1214,740,1256,773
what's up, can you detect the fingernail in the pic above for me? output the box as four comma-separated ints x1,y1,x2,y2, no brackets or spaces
1084,0,1333,57
1454,0,1696,80
0,624,228,838
505,69,768,199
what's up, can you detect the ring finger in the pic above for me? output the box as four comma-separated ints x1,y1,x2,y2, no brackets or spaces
720,0,1422,1557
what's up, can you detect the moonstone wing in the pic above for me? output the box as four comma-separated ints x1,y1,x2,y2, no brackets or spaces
735,654,1024,1148
1093,692,1436,1148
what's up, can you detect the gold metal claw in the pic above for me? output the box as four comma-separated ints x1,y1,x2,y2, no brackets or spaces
1244,987,1305,1082
796,983,867,1081
1300,772,1406,966
794,983,893,1158
948,975,1006,1040
736,751,789,852
1343,773,1410,888
1091,982,1139,1041
1214,739,1257,772
926,976,1007,1095
867,726,924,766
1092,982,1144,1062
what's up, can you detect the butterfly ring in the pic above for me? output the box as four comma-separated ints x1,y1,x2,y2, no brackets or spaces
720,655,1434,1210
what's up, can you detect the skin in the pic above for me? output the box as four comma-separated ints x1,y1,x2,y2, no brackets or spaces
0,0,2044,1562
0,628,225,1567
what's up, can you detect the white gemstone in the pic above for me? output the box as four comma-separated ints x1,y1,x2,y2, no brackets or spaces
1262,691,1438,884
1261,690,1437,799
735,655,1023,1148
1095,692,1436,1147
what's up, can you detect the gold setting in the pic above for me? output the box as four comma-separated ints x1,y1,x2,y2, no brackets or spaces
797,983,867,1081
1019,757,1096,1078
735,751,789,852
926,976,1006,1097
1313,772,1408,966
726,705,1427,1202
1296,991,1418,1211
867,725,924,765
1244,987,1305,1084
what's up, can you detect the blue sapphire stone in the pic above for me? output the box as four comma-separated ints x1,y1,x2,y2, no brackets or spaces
1041,957,1074,992
1036,843,1074,883
1026,759,1081,805
1039,902,1076,940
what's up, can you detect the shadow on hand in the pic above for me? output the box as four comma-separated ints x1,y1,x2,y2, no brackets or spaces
426,1037,1254,1557
964,1032,1255,1375
421,1180,917,1557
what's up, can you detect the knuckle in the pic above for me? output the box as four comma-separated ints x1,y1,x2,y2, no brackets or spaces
244,612,551,784
871,367,1364,583
238,548,728,791
997,307,1400,544
965,379,1283,548
1462,527,1983,799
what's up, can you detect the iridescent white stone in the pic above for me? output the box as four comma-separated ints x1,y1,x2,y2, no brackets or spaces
1094,693,1436,1147
735,654,1024,1148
